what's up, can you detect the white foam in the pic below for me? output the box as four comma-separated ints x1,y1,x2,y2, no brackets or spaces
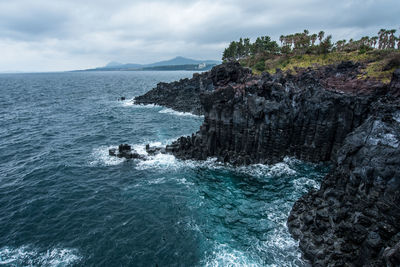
159,108,204,118
203,243,262,267
120,98,160,108
175,177,195,186
147,177,166,185
0,246,81,266
89,145,125,166
135,153,179,171
120,99,134,107
133,149,298,180
293,177,320,192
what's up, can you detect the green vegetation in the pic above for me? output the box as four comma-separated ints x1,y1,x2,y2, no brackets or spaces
223,29,400,82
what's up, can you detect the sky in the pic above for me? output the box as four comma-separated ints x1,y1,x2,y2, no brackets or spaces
0,0,399,72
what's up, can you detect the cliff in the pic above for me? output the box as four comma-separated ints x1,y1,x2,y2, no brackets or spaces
165,62,385,165
288,98,400,266
135,62,400,265
134,62,251,115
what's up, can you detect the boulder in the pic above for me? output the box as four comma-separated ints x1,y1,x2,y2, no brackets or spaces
108,144,146,160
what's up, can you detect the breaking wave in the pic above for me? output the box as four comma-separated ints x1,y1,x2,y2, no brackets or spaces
159,108,204,118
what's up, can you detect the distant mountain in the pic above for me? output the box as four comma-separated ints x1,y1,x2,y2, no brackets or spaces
105,61,123,67
146,56,220,67
103,62,142,69
84,56,221,71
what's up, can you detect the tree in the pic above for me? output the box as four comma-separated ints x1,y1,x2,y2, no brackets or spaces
371,36,378,48
318,31,325,43
398,35,400,49
389,29,397,49
311,34,317,46
279,35,284,46
336,40,346,51
378,29,384,49
236,38,245,58
243,38,251,57
319,35,333,54
222,41,238,61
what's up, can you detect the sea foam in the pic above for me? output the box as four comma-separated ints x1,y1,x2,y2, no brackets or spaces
89,145,125,166
159,108,204,118
0,246,81,266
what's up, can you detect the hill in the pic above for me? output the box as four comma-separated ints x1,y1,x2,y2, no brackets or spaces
84,56,220,71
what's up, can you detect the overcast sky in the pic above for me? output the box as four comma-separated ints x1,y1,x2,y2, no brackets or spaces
0,0,399,72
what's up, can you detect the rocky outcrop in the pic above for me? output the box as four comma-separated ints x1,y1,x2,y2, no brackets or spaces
109,144,145,159
288,99,400,266
136,62,400,265
389,69,400,97
134,62,251,115
166,63,384,165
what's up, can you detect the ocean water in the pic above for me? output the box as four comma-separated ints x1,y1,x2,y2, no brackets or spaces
0,71,329,266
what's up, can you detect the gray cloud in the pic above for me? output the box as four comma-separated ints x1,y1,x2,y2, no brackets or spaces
0,0,399,71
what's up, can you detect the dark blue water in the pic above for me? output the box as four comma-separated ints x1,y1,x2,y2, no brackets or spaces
0,71,329,266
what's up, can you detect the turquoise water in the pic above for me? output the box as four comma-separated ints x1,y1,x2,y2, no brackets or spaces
0,71,329,266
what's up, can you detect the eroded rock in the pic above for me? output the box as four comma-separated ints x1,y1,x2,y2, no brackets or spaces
109,144,145,159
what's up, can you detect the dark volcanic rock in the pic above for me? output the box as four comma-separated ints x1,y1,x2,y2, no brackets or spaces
137,61,400,265
288,100,400,266
389,69,400,97
134,62,251,115
145,144,166,155
168,63,382,165
109,144,145,159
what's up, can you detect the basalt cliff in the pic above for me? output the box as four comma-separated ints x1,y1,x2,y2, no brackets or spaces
135,62,400,266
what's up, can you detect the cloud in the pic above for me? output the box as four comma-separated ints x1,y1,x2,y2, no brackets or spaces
0,0,399,71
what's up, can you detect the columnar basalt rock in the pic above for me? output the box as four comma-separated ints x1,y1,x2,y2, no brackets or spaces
136,62,400,265
167,64,382,165
288,98,400,266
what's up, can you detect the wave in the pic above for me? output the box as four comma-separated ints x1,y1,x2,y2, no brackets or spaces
89,145,125,166
120,98,160,108
120,99,203,118
0,246,81,266
159,108,204,118
202,243,263,267
134,142,298,178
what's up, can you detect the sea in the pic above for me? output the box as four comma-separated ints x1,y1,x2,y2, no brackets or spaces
0,71,329,266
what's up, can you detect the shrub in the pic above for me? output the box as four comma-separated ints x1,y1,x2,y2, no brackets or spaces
255,61,265,71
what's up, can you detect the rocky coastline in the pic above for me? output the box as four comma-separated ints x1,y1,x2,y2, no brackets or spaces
135,62,400,266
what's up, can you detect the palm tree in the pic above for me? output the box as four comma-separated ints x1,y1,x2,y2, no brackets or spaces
336,40,346,51
311,34,317,46
398,34,400,49
383,30,391,49
389,29,397,49
318,31,325,43
378,29,386,49
279,35,284,46
371,36,378,48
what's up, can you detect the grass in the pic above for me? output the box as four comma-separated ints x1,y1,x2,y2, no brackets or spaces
240,50,400,83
